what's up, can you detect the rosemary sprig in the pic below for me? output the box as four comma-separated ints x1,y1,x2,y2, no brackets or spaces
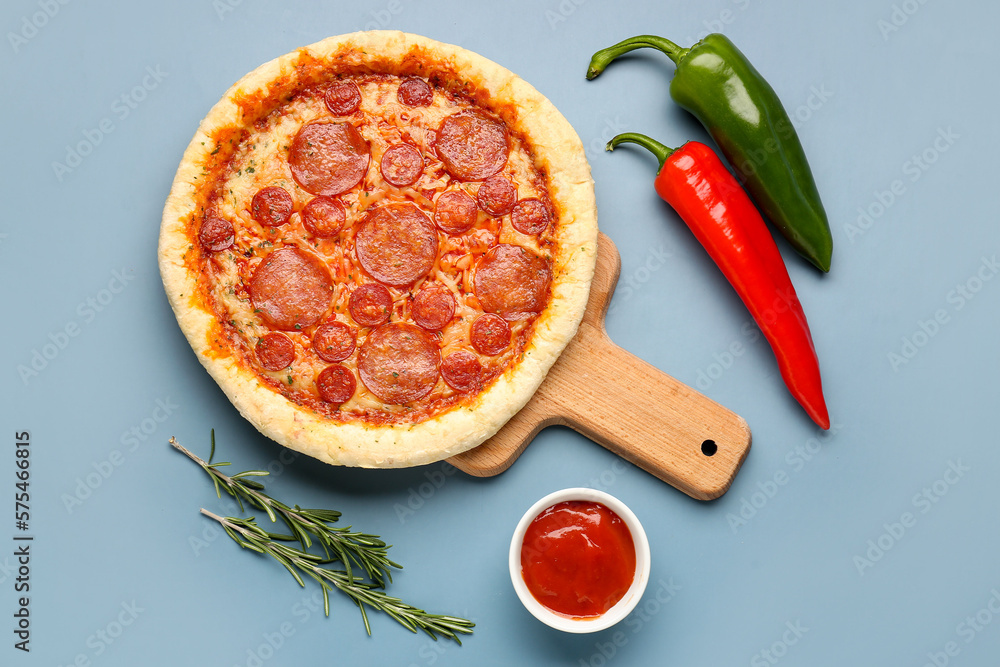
201,510,474,643
170,432,398,586
171,433,474,643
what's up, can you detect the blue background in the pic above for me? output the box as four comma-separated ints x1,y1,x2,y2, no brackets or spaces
2,0,998,665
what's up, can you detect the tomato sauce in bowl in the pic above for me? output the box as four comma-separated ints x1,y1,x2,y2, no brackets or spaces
509,488,650,633
520,501,636,618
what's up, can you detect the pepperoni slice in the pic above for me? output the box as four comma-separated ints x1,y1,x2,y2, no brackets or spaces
301,196,346,237
317,364,356,404
249,247,333,330
358,323,440,404
476,175,517,216
412,285,455,331
349,283,392,327
380,144,423,187
199,215,234,252
255,333,295,371
325,81,361,116
433,190,477,234
436,110,509,181
288,122,370,196
511,198,550,235
312,322,356,362
474,244,552,320
251,186,294,227
440,351,482,393
355,203,438,286
397,77,433,107
471,313,511,355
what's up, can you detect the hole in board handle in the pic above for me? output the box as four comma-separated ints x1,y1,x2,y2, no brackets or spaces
701,439,718,457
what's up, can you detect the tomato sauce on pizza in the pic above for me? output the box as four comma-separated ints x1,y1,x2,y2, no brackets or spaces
186,70,558,425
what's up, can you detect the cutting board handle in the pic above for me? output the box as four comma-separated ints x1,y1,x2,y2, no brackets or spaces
450,233,751,500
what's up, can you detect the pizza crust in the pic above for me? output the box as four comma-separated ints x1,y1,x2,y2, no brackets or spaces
159,31,597,467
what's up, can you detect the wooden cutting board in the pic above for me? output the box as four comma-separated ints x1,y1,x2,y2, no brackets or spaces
448,232,752,501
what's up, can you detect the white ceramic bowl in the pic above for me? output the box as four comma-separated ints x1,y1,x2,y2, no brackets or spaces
508,487,651,633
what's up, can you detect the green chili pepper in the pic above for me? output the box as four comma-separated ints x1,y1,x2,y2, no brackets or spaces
587,34,834,272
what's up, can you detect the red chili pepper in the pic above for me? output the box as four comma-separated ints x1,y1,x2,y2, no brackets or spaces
608,133,829,429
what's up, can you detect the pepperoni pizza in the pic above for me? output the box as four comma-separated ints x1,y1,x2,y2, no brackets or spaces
159,32,597,467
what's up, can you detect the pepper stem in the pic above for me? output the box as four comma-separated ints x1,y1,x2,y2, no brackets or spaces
606,133,675,172
586,35,688,79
